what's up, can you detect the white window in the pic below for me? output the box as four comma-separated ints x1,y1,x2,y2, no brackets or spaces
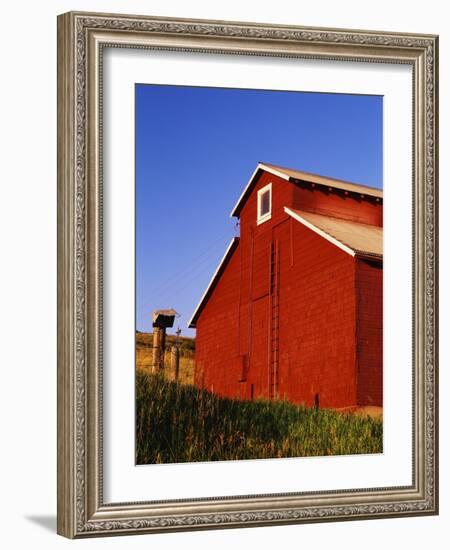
257,183,272,225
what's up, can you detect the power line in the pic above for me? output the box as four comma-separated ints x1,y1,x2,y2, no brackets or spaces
136,229,234,314
136,235,230,312
138,253,225,331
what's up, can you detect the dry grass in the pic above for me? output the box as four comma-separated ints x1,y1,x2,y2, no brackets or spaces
136,331,195,385
352,406,383,419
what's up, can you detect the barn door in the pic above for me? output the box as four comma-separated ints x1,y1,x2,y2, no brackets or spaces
249,297,269,398
248,232,271,399
251,232,271,300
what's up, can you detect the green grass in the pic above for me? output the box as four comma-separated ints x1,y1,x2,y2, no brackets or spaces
136,371,383,464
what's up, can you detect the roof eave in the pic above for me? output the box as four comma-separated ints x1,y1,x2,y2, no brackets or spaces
355,251,383,262
231,163,382,219
230,163,290,218
284,207,383,260
188,237,240,328
284,207,356,257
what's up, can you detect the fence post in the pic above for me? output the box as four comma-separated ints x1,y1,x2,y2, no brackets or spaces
151,326,166,373
170,345,180,381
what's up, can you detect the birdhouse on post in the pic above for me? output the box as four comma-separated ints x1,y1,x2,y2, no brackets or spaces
151,309,178,374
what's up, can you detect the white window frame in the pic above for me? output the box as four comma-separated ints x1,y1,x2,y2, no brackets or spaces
257,182,272,225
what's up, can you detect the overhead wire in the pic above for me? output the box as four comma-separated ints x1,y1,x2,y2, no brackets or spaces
136,228,235,315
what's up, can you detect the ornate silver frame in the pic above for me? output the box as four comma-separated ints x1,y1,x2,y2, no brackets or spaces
57,11,439,538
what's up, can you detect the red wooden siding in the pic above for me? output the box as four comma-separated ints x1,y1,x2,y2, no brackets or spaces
194,242,243,397
251,232,271,301
193,168,382,410
276,221,357,408
356,258,383,406
292,182,382,226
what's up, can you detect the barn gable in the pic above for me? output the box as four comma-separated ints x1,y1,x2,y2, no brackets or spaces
231,162,382,219
190,164,382,329
188,237,239,328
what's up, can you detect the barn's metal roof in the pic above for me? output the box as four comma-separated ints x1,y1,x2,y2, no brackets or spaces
285,207,383,259
264,163,383,198
231,162,383,218
188,237,240,329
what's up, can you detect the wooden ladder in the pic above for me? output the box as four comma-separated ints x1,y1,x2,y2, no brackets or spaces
268,240,280,400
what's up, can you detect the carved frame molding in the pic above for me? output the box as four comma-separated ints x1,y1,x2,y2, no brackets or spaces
57,11,438,538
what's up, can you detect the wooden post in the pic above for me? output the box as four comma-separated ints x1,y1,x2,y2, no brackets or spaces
151,327,160,373
151,309,178,374
160,329,166,371
170,345,180,381
151,327,166,373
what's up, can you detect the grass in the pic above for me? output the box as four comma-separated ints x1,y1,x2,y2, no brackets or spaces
136,331,195,385
136,371,383,464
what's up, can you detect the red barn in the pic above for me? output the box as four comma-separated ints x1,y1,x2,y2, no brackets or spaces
189,163,382,410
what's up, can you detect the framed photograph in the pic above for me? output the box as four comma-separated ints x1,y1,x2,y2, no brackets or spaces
57,11,439,538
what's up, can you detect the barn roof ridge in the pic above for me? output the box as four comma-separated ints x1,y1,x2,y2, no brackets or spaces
230,162,383,218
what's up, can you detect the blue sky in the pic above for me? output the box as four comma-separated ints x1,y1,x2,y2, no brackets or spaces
136,84,382,336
